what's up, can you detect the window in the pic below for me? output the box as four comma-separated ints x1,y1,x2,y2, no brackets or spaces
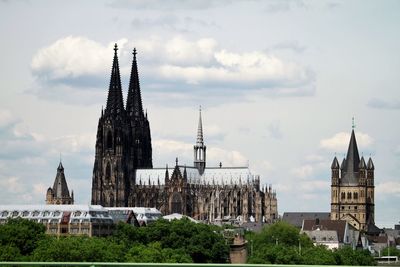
106,131,113,149
22,211,29,217
354,192,358,199
341,192,345,200
32,211,40,217
1,211,9,217
347,192,352,199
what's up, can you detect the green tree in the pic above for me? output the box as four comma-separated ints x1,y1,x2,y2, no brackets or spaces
0,218,46,257
32,236,125,262
0,244,22,261
301,245,336,265
333,246,376,266
125,242,192,263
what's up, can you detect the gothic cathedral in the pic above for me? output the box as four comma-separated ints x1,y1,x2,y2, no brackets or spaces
91,44,278,223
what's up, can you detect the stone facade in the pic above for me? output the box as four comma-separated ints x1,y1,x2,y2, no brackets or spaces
330,128,376,232
91,45,278,223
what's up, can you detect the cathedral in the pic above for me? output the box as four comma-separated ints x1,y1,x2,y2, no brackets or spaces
330,127,377,232
91,44,278,223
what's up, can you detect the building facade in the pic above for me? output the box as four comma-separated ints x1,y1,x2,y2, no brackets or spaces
46,162,74,205
330,128,376,232
0,205,113,237
91,45,278,223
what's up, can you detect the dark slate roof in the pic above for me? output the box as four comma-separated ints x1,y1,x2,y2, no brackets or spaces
52,162,70,198
105,44,124,115
126,48,144,118
359,156,366,169
302,219,348,243
367,157,375,170
367,223,382,235
331,157,339,169
341,129,360,185
282,212,330,228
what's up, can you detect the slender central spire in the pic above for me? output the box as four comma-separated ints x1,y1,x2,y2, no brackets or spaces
105,43,124,115
126,47,144,117
197,106,204,146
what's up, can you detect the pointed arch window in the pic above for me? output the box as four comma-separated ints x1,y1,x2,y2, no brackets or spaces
105,163,111,184
107,131,113,149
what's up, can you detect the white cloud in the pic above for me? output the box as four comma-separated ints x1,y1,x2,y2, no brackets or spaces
292,164,313,178
376,181,400,195
0,176,24,193
31,36,314,101
320,131,373,151
31,36,128,84
0,109,18,128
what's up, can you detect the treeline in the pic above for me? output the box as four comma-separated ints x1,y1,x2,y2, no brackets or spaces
246,221,376,265
0,218,229,263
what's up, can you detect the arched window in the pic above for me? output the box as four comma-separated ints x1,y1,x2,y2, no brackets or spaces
106,131,113,149
105,163,111,183
347,192,352,199
353,192,358,200
341,192,345,200
171,193,182,214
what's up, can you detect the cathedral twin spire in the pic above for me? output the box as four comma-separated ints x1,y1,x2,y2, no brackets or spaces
105,44,145,118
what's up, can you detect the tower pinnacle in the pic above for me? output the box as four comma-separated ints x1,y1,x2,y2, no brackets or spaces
197,106,204,146
194,107,206,175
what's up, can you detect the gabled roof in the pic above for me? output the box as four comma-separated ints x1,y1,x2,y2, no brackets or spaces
302,219,348,243
302,230,339,243
282,212,330,228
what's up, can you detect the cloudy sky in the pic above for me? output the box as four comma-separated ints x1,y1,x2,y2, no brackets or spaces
0,0,399,227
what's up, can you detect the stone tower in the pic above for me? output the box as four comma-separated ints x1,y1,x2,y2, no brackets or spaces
193,108,206,175
330,127,375,232
46,161,74,205
91,44,152,207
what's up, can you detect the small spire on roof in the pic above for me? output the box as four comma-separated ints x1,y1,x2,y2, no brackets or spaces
352,116,356,129
176,157,178,166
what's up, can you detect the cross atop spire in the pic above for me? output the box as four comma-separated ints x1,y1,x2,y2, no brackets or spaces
105,43,124,115
133,47,137,60
352,117,356,129
197,106,204,146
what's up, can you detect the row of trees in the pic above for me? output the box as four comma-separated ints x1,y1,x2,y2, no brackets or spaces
246,221,377,265
0,218,383,264
0,218,229,262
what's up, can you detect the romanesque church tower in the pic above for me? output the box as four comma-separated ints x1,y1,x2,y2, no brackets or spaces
330,127,376,232
91,44,152,207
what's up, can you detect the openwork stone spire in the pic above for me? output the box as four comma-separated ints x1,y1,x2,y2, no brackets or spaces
126,47,144,117
197,106,204,146
105,44,124,115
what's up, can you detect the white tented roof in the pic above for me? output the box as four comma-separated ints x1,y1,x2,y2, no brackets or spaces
135,166,257,186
